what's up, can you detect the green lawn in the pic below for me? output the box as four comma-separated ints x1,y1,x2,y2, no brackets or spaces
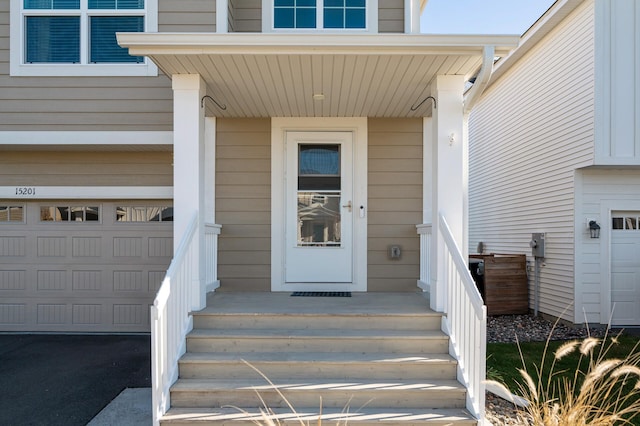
487,332,640,424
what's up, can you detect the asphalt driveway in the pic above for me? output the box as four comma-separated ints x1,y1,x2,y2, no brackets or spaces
0,334,150,426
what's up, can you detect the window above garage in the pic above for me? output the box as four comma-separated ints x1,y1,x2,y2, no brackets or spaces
264,0,376,32
10,0,158,76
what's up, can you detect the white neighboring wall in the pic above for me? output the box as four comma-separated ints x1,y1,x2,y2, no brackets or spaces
595,0,640,165
468,0,595,322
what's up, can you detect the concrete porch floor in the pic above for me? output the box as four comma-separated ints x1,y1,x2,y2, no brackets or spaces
201,291,435,315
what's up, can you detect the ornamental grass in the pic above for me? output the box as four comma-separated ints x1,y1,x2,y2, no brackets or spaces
487,323,640,425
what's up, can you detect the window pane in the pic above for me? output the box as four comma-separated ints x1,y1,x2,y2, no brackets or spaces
90,16,144,63
324,8,343,28
25,0,80,9
86,207,100,221
626,217,637,230
297,192,341,246
274,8,294,28
117,0,144,9
161,207,173,222
89,0,144,9
612,217,623,230
296,7,316,28
346,0,365,6
26,16,80,63
299,145,340,175
275,0,294,5
345,8,365,28
9,206,24,222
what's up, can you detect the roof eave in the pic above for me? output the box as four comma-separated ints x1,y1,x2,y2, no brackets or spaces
118,33,520,57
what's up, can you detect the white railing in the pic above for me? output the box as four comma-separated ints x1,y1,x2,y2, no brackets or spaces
438,213,487,421
205,222,222,292
416,224,432,291
151,214,221,425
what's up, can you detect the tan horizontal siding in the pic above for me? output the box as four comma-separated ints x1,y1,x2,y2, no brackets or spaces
229,0,261,32
216,118,271,292
378,0,404,33
367,118,421,292
159,0,216,32
0,0,173,131
468,1,595,322
0,151,172,186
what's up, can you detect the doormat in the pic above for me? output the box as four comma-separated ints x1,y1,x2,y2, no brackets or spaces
291,292,352,297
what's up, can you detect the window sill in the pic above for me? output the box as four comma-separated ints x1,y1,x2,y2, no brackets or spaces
10,62,158,77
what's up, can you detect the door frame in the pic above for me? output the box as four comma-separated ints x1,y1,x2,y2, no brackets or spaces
271,117,368,292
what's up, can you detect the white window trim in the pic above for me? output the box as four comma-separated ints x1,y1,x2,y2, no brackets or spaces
0,186,172,199
0,130,172,145
262,0,378,33
10,0,158,77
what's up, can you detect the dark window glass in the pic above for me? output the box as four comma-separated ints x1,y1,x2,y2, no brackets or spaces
26,16,80,63
274,8,295,28
299,145,339,175
612,217,623,230
89,0,144,9
25,0,79,9
90,16,144,63
345,8,365,28
296,7,316,28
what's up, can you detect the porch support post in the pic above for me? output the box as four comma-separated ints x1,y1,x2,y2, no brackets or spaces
172,74,207,310
430,75,466,312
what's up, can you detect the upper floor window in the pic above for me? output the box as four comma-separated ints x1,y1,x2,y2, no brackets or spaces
10,0,158,76
273,0,367,30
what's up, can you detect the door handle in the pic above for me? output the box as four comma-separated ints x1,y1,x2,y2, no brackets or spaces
342,201,352,212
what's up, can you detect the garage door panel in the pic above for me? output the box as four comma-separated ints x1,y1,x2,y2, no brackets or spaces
0,200,172,332
0,297,153,332
0,236,26,256
0,270,26,290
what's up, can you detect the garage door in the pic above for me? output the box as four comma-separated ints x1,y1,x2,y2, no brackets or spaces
0,201,172,332
611,212,640,326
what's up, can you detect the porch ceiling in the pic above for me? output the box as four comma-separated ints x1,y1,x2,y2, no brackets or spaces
118,33,520,118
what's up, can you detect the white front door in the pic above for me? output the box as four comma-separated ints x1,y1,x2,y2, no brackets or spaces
285,132,353,283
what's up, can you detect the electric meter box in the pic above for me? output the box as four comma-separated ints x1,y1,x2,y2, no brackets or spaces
530,233,545,258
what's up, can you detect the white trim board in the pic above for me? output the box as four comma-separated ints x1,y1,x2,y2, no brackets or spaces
0,186,172,199
271,117,368,292
0,131,173,146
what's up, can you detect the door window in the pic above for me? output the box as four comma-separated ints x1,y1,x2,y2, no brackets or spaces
297,144,341,246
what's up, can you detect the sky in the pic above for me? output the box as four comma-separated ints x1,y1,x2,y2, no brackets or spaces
421,0,557,35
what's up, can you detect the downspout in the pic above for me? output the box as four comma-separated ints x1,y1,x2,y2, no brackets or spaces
463,45,495,114
461,45,495,262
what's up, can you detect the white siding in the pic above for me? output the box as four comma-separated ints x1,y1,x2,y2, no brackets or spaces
576,168,640,325
468,1,595,322
595,0,640,164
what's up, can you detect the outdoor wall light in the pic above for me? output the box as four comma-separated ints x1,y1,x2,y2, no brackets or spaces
589,220,600,239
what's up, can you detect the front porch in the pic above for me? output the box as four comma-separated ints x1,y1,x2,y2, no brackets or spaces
115,33,520,425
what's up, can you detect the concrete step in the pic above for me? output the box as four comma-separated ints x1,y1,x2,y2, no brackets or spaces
161,407,478,425
192,312,442,331
186,329,449,354
169,378,467,409
178,352,458,380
